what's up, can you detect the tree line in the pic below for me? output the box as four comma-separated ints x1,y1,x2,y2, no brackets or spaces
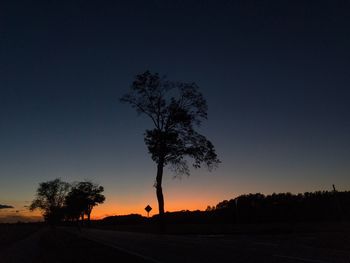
209,191,350,223
96,191,350,226
30,178,105,225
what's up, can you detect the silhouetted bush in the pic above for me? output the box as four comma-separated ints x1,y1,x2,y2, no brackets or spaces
101,214,147,225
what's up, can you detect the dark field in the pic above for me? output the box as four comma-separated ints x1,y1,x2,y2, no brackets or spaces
1,224,149,263
1,222,350,263
36,228,149,263
0,223,42,248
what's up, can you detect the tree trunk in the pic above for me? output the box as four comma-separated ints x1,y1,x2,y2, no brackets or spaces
156,160,165,216
87,209,91,226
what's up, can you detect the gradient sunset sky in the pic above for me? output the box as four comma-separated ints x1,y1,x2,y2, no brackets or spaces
1,0,350,222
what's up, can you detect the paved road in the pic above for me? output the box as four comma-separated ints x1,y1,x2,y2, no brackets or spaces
67,228,350,263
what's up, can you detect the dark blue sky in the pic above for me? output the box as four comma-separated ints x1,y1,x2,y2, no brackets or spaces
0,0,349,219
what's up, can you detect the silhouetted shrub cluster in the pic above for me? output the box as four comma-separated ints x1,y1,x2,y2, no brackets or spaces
153,210,214,224
102,214,147,225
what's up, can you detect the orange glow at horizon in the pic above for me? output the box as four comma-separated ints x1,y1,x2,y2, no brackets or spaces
0,196,223,223
90,197,219,219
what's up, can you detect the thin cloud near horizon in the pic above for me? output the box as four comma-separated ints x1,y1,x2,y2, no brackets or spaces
0,204,14,209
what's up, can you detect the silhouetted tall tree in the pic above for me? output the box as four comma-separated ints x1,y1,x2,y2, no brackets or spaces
30,178,70,224
121,71,220,216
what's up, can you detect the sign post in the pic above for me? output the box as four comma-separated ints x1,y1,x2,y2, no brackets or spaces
145,205,152,218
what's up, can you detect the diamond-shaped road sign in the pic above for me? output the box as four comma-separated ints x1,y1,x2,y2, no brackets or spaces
145,205,152,217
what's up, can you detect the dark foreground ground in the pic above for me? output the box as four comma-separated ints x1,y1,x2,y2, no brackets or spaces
1,225,149,263
0,223,42,248
1,222,350,263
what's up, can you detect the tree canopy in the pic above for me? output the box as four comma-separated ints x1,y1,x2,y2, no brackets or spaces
30,178,70,224
121,71,220,175
65,181,105,223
